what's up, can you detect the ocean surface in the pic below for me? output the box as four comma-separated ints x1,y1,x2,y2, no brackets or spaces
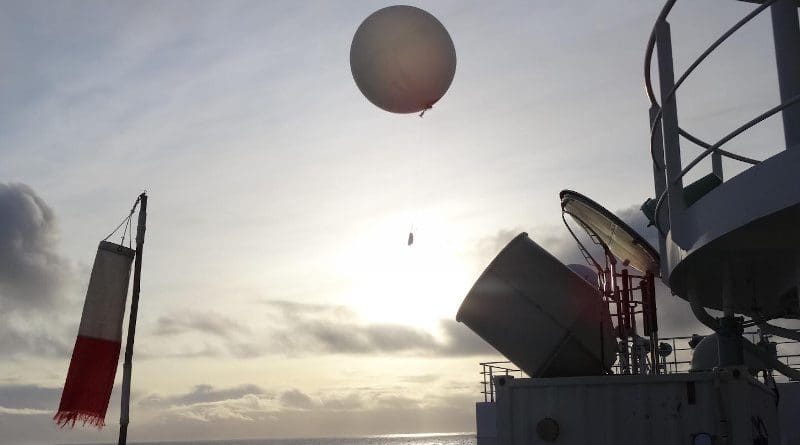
76,433,477,445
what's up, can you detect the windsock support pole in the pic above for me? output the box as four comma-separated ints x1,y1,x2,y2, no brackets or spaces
118,192,147,445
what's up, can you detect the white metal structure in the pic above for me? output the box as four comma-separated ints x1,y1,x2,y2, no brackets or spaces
494,370,779,445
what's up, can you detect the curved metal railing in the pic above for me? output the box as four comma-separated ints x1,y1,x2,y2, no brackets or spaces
642,0,800,233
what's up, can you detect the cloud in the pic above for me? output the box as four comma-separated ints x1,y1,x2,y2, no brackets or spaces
292,320,438,354
141,201,704,364
374,394,420,410
140,384,269,407
167,395,274,423
263,300,496,357
145,300,497,359
154,312,251,339
0,384,61,411
0,323,71,357
399,374,440,384
438,319,497,356
135,384,279,424
0,183,71,311
279,389,314,410
0,379,477,442
320,393,364,410
0,406,51,415
473,228,521,267
0,183,77,358
138,382,459,420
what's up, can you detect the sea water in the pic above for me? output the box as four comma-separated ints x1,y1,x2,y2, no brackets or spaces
78,433,476,445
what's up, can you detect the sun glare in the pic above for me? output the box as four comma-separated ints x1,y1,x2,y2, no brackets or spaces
338,216,472,330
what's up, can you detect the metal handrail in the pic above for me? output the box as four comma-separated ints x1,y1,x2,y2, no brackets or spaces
678,129,760,165
645,0,773,173
475,333,800,399
651,91,800,227
675,92,800,183
645,0,783,233
479,362,523,402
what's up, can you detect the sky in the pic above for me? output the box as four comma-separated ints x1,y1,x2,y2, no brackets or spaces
0,1,794,444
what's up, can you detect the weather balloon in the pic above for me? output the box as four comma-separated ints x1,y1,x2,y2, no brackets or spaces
350,5,456,114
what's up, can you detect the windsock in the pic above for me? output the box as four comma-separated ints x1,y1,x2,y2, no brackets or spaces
55,241,135,428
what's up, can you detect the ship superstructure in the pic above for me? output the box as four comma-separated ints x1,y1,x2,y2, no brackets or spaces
458,1,800,443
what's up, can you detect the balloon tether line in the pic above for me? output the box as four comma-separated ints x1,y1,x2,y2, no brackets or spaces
419,104,432,117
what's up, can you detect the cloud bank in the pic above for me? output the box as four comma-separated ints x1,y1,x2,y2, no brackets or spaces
0,381,474,443
148,300,496,359
0,183,71,310
0,183,76,358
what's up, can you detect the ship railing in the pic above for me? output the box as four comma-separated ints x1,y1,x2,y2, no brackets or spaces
477,333,800,401
479,361,524,403
643,0,800,234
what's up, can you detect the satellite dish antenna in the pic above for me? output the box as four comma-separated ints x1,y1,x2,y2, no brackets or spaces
457,233,616,378
561,190,660,275
560,190,662,375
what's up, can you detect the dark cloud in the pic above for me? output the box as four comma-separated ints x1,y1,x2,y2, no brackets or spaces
146,300,497,359
153,312,251,338
139,384,269,407
263,300,496,357
295,319,438,354
0,182,71,310
279,389,314,410
0,384,60,411
0,324,71,358
399,374,440,384
145,311,262,359
474,228,521,267
374,394,420,410
437,319,497,356
0,183,78,358
320,393,364,410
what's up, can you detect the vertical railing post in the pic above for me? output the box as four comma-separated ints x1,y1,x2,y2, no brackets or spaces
711,151,723,180
649,106,670,279
771,0,800,150
482,365,488,403
489,367,494,403
646,272,659,375
655,20,687,241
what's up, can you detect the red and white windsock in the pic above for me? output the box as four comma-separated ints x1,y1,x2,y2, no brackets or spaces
55,241,135,428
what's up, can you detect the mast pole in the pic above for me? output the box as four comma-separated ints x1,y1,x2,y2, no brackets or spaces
770,0,800,151
118,192,147,445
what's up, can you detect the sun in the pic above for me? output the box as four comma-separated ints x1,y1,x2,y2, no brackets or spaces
337,215,472,330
